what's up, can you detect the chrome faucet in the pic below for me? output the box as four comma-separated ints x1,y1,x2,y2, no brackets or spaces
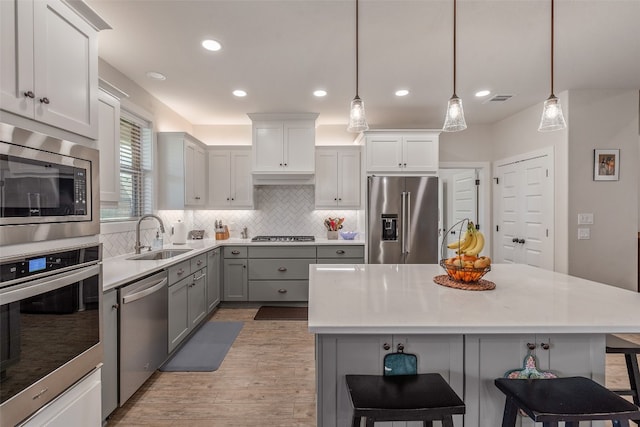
135,214,165,254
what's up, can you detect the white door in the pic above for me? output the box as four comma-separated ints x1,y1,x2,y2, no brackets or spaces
494,154,553,269
315,150,338,207
208,150,231,207
253,122,284,171
98,90,120,203
284,121,315,172
403,135,438,172
337,149,360,207
230,150,253,207
366,134,403,172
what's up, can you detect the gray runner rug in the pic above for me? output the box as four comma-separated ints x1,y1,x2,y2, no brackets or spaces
160,321,243,372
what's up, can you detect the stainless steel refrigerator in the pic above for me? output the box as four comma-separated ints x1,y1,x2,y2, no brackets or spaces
367,176,439,264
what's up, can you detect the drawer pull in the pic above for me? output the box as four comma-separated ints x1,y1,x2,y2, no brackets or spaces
540,342,550,350
177,268,185,275
527,342,536,350
336,250,345,254
196,260,202,265
383,343,391,350
278,267,287,272
278,289,287,294
231,250,240,255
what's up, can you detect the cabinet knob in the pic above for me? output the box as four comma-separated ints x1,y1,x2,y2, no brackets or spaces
284,163,287,166
23,90,35,98
280,163,283,166
39,97,50,104
397,343,405,352
197,260,202,265
518,239,526,244
277,288,287,294
227,197,230,201
112,303,119,310
398,163,402,167
383,343,391,350
177,268,185,275
338,198,342,201
195,196,201,200
336,250,345,254
231,198,234,201
278,267,287,272
334,198,337,201
512,238,519,243
540,342,550,350
527,342,536,350
231,250,240,255
404,163,407,167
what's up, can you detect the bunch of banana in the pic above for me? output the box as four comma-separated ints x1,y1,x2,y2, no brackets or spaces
446,222,486,257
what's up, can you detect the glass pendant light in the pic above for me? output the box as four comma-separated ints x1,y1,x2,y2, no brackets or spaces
443,0,467,132
347,0,369,133
539,0,566,132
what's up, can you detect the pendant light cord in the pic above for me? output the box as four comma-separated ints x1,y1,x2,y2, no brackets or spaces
550,0,555,96
355,0,360,97
453,0,457,96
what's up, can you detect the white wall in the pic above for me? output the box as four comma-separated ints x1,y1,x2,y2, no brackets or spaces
439,125,494,162
566,90,639,291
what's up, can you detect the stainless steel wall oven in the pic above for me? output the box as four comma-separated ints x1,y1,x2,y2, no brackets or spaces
0,123,100,246
0,244,102,426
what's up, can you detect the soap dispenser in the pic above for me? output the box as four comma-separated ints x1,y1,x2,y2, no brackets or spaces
152,229,163,250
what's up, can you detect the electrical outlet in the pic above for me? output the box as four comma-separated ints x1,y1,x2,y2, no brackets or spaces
578,213,594,225
578,228,590,240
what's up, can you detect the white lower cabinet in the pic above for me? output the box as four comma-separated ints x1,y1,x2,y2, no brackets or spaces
21,369,101,427
464,334,606,427
316,334,464,427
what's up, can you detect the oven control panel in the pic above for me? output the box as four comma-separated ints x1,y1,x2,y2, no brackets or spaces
0,245,100,284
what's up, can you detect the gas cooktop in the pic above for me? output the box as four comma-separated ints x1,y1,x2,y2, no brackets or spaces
251,235,315,242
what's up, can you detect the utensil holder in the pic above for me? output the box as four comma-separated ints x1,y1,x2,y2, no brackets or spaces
327,230,338,240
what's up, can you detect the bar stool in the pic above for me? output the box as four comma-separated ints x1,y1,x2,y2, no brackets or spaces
607,335,640,425
494,376,640,427
345,373,465,427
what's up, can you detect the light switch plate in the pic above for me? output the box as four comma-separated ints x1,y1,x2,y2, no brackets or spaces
578,213,594,225
578,228,591,240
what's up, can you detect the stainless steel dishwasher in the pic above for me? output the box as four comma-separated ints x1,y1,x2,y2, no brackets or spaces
119,270,168,405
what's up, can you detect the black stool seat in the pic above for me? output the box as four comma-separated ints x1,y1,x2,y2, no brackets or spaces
495,376,640,427
346,373,465,426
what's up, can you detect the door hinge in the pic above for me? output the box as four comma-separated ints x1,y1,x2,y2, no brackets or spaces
546,229,549,237
475,223,480,230
494,177,499,184
475,179,480,186
546,169,549,178
496,225,499,232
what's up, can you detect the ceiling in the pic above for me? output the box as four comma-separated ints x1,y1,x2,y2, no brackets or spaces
87,0,640,129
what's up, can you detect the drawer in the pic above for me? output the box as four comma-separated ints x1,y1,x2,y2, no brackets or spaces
248,246,316,259
317,245,364,259
224,246,247,258
168,260,191,284
316,258,364,264
248,259,315,280
248,280,308,302
190,253,207,271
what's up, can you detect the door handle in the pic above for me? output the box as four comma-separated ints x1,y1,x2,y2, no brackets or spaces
122,278,168,304
336,250,345,254
278,267,287,272
401,192,406,255
405,192,411,254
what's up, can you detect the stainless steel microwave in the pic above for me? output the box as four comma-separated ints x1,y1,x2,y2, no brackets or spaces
0,123,100,246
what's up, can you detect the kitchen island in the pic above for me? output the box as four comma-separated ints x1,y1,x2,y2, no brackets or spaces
308,264,640,427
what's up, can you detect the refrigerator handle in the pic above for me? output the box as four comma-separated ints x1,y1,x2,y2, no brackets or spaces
401,191,406,255
406,192,411,254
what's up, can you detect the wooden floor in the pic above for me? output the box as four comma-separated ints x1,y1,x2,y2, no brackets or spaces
106,307,639,426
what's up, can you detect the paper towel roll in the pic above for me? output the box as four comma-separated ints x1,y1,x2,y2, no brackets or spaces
172,221,187,244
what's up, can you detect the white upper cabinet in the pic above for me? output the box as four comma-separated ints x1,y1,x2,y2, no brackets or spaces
208,147,254,209
1,0,101,139
97,90,120,203
249,113,318,177
365,131,440,173
157,132,207,209
315,147,361,208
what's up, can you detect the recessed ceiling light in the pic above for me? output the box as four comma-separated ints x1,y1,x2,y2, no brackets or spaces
146,71,166,81
395,89,409,97
233,89,247,97
202,39,222,51
475,90,491,97
313,90,327,97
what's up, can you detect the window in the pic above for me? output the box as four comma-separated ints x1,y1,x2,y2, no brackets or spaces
100,111,153,221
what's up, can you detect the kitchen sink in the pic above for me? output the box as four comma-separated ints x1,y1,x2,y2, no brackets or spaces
127,248,193,260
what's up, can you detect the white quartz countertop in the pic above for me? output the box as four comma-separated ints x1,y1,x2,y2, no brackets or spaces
102,237,364,291
308,263,640,335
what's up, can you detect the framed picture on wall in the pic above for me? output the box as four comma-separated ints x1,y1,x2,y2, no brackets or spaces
593,149,620,181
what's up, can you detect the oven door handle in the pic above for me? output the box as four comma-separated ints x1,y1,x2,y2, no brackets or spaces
0,263,101,304
122,278,168,304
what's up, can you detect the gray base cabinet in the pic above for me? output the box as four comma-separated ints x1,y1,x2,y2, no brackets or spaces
167,255,208,353
316,334,464,427
207,248,221,312
101,289,118,420
223,246,248,301
317,245,365,264
464,334,606,427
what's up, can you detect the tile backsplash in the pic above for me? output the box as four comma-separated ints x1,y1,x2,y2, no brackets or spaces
101,185,363,258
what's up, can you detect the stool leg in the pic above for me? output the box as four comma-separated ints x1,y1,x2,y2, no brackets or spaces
441,416,453,427
365,418,374,427
541,423,559,427
613,420,630,427
422,421,433,427
501,396,518,427
564,422,578,427
351,415,360,427
625,353,640,405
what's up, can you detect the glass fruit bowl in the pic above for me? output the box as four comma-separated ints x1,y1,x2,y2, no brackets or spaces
439,259,491,283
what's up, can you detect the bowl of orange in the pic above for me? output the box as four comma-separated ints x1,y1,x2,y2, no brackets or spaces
440,255,491,283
